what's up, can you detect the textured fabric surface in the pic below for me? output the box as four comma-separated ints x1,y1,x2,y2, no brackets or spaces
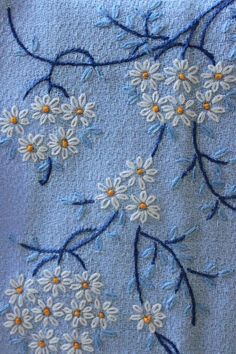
0,0,235,353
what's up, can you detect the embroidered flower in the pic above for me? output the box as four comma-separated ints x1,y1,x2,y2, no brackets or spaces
120,156,157,190
71,272,103,302
164,59,199,93
163,94,196,127
61,94,96,128
196,90,225,123
4,306,33,336
96,177,128,209
61,330,94,353
129,60,164,92
126,191,160,223
130,301,166,333
201,62,236,92
138,92,167,122
64,299,93,327
31,95,61,124
0,106,29,137
29,329,59,353
32,297,64,326
91,298,118,330
5,274,37,307
48,127,80,160
38,267,72,297
18,134,48,162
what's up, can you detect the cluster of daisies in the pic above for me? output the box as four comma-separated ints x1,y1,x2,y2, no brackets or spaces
129,59,236,127
0,94,96,162
3,268,119,353
96,156,160,224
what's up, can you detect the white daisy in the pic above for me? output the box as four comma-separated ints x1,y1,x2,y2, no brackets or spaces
162,94,196,127
61,94,96,128
18,134,48,162
0,106,29,137
91,298,118,330
138,92,168,122
130,301,166,333
201,62,236,92
96,177,128,210
29,329,59,353
70,272,103,302
64,299,93,327
48,127,80,160
32,297,64,326
5,274,37,307
120,156,157,190
164,59,199,93
61,330,94,353
196,90,225,123
31,95,61,124
4,306,33,336
38,267,72,297
126,190,160,223
129,60,164,92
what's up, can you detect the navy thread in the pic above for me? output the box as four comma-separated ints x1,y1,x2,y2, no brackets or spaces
20,211,118,275
7,0,234,98
38,157,52,186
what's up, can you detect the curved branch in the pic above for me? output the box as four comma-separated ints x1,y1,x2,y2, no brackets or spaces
192,122,236,211
155,332,180,354
140,229,197,326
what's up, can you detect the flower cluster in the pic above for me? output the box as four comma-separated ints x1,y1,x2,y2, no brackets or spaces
96,156,160,224
0,93,97,162
130,59,236,127
3,268,119,353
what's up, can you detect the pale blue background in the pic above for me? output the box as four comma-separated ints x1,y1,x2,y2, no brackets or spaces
0,0,235,353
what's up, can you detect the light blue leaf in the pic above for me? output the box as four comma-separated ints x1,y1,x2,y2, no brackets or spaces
81,67,93,82
101,329,117,337
167,124,177,141
122,40,143,49
147,333,155,350
127,278,135,294
184,225,198,238
149,12,161,22
169,226,178,240
165,294,177,310
213,148,230,159
162,280,176,290
218,269,234,277
27,252,39,263
106,231,119,239
149,1,162,11
95,236,103,252
86,127,103,135
0,136,11,146
141,246,155,258
119,209,126,225
96,18,112,28
93,331,102,350
0,304,10,315
32,36,40,52
171,176,182,189
9,145,18,160
112,5,119,19
218,207,228,221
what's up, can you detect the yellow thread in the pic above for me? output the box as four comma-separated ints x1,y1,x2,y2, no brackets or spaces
178,73,186,81
143,315,153,324
142,71,149,80
74,310,81,318
26,144,34,152
152,105,160,113
42,105,50,113
139,202,148,210
98,311,105,319
203,102,211,110
16,287,24,294
15,317,22,325
136,168,145,176
214,73,223,80
76,108,84,115
82,282,90,289
107,189,115,197
61,139,69,148
38,341,46,348
177,107,184,115
10,116,18,124
52,277,60,284
43,307,51,317
73,342,81,350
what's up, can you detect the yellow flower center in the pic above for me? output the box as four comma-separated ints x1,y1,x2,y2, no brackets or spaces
74,309,81,318
73,342,81,350
178,73,186,81
26,144,34,152
16,286,24,294
107,189,115,197
43,307,51,317
152,105,160,113
52,277,60,284
10,116,18,124
15,317,22,325
177,107,184,115
214,73,223,81
76,108,84,115
42,105,50,113
136,168,145,176
61,138,69,148
203,102,211,111
82,281,90,289
142,71,149,80
139,202,148,210
98,311,105,319
38,341,46,348
143,315,153,324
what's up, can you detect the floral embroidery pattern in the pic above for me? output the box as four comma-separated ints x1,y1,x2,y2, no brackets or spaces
0,95,101,185
3,269,119,353
2,1,236,354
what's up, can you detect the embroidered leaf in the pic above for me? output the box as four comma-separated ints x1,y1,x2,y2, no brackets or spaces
118,209,126,225
27,252,39,263
95,236,103,252
219,269,234,277
31,36,40,52
81,67,94,82
9,145,18,160
0,304,10,316
111,5,120,19
147,333,155,350
166,124,177,141
165,294,177,310
213,148,230,159
101,329,117,337
96,18,112,28
141,246,155,258
171,176,182,189
0,136,11,146
162,280,176,290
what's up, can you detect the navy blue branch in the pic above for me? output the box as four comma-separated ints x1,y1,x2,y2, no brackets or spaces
151,124,166,158
7,0,234,98
134,227,180,354
187,268,219,279
20,211,118,275
69,199,95,206
192,122,236,212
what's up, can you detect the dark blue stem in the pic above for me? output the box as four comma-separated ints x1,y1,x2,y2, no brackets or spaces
155,332,180,354
187,268,219,279
151,124,166,158
140,229,197,326
134,226,144,304
39,157,53,186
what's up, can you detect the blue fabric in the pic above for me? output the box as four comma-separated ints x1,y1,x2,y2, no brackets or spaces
0,0,235,353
